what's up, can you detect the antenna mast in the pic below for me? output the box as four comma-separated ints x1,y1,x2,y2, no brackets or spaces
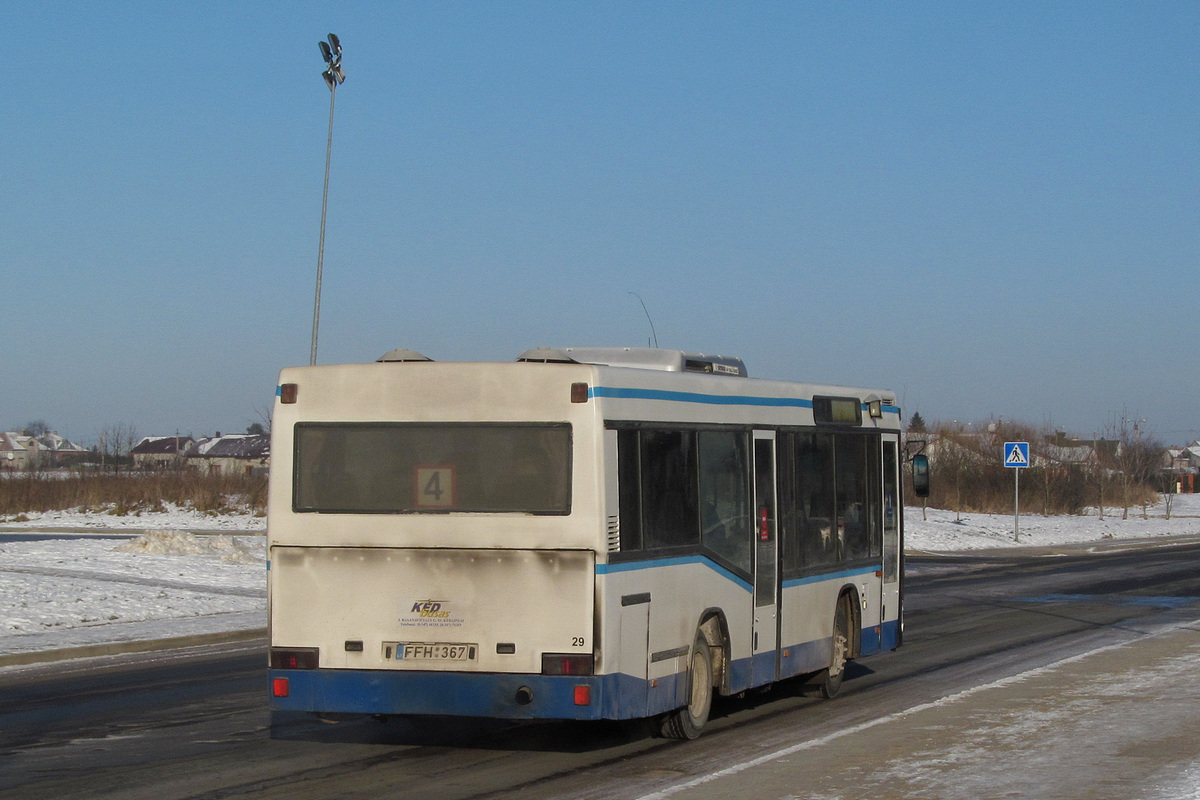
629,292,659,348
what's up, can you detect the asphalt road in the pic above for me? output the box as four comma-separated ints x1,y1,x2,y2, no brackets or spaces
2,539,1199,800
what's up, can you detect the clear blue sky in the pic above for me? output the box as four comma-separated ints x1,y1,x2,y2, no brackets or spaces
4,2,1198,446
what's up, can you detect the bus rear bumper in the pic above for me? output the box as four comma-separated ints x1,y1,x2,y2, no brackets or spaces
269,668,642,721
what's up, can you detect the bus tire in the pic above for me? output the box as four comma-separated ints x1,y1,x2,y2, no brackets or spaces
660,633,713,740
817,595,852,700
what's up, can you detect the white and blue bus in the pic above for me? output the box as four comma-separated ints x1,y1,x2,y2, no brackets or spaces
268,347,922,738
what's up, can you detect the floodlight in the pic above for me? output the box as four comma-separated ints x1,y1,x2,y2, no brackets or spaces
310,33,345,366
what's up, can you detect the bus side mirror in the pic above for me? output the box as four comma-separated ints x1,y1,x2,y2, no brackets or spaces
912,454,930,498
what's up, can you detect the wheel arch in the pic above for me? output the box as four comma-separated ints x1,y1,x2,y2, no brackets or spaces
836,585,863,659
695,608,730,693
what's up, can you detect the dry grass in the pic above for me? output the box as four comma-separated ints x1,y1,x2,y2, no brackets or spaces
0,471,266,517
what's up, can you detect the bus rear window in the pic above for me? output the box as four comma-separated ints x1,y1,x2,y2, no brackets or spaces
293,423,571,514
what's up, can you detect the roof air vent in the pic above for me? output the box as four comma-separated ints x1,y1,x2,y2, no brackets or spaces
376,349,433,363
516,348,579,364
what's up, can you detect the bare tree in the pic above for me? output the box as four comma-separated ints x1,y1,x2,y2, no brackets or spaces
932,423,975,522
1162,473,1176,520
97,424,139,474
23,420,51,436
1090,431,1108,520
1106,411,1162,520
249,402,273,436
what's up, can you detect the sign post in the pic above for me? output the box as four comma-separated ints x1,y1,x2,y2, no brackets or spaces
1003,442,1030,542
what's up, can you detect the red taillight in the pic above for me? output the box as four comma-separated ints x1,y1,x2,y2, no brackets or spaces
270,647,319,670
273,678,290,697
571,382,590,403
278,383,298,404
541,653,594,676
573,685,591,706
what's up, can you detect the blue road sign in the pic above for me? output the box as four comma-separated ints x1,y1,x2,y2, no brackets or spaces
1004,441,1030,468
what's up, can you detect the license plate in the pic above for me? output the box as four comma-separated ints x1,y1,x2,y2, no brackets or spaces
390,642,477,661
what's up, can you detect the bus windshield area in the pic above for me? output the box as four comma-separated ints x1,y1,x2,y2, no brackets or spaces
293,422,572,514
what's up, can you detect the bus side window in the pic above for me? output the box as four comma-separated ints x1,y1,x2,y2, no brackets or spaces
835,433,871,561
698,430,751,573
639,430,699,549
796,432,837,568
617,429,642,551
866,434,883,558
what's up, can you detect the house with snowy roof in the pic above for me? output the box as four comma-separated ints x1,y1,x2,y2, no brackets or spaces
38,432,90,466
1186,442,1200,469
0,432,33,470
1,431,90,469
129,436,195,470
187,433,270,476
1166,442,1200,493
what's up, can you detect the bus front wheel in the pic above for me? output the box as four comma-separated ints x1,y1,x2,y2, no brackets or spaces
660,633,713,740
817,595,851,699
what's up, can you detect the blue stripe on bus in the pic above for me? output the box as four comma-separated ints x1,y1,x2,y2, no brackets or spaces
597,555,753,593
782,565,882,589
589,385,902,417
590,386,814,408
598,557,880,594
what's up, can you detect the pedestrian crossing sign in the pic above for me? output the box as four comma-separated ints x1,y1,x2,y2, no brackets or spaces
1004,441,1030,468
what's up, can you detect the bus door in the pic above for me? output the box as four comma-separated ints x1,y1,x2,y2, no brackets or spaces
752,430,779,685
881,435,902,648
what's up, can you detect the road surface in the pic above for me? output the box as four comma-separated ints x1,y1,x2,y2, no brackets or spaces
2,540,1198,799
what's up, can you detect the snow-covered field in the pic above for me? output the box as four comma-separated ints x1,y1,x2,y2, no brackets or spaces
2,495,1199,661
0,504,268,660
907,493,1200,551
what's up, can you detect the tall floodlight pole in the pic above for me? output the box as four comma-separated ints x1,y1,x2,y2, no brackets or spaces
311,33,346,366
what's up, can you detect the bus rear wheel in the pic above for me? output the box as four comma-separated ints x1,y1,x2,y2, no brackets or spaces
660,633,713,740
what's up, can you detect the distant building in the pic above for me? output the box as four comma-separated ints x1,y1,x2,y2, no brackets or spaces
129,436,195,470
0,431,88,469
188,433,270,476
38,432,90,466
1165,441,1200,493
1046,431,1121,462
0,432,32,470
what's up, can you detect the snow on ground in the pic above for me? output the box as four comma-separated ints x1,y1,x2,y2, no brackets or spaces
906,493,1200,551
1,495,1199,660
0,508,267,659
0,502,266,532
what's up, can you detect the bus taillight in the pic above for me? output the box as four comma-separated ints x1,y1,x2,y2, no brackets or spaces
573,685,592,706
541,653,594,676
273,678,290,697
270,647,319,670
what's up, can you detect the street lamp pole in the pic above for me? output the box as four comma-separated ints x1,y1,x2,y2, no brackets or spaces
311,33,346,366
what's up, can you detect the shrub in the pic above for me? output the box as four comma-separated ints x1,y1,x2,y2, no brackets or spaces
915,419,1165,516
